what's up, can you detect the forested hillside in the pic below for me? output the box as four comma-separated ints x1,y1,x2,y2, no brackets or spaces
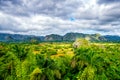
0,32,120,42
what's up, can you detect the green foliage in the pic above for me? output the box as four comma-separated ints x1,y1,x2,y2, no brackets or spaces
0,42,120,80
73,38,89,48
10,44,30,61
30,67,42,80
73,43,120,80
77,66,95,80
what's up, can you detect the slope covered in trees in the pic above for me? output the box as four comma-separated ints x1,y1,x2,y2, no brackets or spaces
0,32,120,42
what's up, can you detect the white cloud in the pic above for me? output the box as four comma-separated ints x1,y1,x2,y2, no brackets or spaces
0,0,120,36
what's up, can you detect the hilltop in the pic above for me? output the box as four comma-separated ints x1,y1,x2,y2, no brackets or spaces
0,32,120,42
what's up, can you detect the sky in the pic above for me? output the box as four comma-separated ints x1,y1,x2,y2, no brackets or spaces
0,0,120,36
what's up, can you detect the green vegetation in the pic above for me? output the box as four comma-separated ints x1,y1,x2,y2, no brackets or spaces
0,41,120,80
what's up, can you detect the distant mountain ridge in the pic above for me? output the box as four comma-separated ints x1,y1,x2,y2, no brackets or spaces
0,32,120,42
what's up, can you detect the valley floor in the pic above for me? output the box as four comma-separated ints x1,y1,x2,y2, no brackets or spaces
0,42,120,80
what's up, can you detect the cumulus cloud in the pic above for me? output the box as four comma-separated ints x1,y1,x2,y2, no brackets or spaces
0,0,120,36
